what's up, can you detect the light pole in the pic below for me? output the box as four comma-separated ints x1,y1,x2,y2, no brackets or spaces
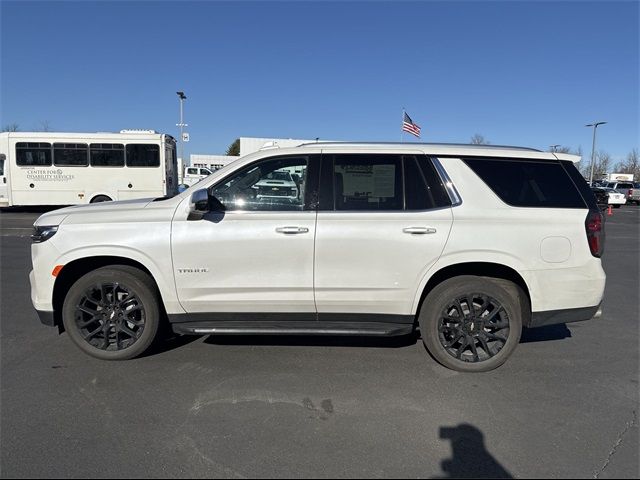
176,91,187,176
586,121,606,185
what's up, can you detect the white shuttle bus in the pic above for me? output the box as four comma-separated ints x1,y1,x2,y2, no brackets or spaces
0,130,178,207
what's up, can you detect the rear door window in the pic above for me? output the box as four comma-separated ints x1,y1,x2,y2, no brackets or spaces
331,154,403,211
404,155,451,210
463,158,586,208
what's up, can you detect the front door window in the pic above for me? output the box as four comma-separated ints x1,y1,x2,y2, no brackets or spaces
210,156,314,211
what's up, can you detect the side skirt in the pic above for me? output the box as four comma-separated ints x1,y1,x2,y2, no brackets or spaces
168,313,415,337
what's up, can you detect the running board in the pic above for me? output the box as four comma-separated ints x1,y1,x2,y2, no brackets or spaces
172,321,414,337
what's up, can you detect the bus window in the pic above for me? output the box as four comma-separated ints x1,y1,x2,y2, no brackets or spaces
126,144,160,167
16,143,52,166
90,144,124,167
54,143,88,166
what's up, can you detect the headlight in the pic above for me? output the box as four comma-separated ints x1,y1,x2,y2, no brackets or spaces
31,225,58,243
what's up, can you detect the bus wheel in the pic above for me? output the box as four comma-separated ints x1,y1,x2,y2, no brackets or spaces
90,195,112,203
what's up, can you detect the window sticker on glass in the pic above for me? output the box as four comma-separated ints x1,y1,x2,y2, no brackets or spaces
336,164,396,200
372,164,396,198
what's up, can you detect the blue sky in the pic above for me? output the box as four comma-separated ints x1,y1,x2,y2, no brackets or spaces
1,1,638,162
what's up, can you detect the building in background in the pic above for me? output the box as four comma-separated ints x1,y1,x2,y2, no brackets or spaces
187,137,325,173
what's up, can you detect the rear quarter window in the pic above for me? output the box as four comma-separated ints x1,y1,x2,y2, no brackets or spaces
463,157,586,208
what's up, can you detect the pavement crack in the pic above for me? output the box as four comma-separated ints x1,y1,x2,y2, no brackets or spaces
594,409,638,478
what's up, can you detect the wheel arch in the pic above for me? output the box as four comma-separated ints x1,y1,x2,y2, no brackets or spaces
52,256,163,329
414,262,532,323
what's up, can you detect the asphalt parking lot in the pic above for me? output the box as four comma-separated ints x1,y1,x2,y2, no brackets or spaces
1,207,638,478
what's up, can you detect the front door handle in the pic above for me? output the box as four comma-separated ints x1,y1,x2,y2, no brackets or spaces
403,227,437,235
276,226,309,235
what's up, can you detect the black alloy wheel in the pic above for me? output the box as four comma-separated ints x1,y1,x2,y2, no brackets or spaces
62,266,161,360
419,276,524,372
75,282,146,352
437,294,509,363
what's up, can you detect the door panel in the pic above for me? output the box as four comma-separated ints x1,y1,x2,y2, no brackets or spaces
172,154,319,314
172,211,317,313
314,209,452,315
314,152,453,316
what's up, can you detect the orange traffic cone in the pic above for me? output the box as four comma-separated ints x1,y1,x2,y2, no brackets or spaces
607,205,613,216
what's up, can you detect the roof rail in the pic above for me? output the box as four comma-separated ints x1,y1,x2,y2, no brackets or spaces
296,141,541,152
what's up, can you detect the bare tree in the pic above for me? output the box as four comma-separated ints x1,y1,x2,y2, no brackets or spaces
613,148,639,177
594,151,612,179
470,134,490,145
1,123,19,132
38,120,52,132
550,145,573,153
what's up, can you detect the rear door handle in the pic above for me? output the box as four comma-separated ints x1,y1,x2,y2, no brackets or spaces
403,227,437,235
276,226,309,235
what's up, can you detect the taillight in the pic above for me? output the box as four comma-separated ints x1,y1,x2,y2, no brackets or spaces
628,189,633,197
585,210,605,257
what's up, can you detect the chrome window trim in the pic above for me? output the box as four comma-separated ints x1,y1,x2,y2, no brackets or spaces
431,157,462,206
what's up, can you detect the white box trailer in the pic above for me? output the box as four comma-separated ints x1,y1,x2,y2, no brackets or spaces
606,173,634,182
0,130,178,207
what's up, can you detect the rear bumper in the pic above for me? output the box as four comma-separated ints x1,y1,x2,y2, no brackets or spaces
528,303,602,328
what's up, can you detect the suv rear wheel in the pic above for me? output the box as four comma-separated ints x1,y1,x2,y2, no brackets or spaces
62,266,161,360
419,276,524,372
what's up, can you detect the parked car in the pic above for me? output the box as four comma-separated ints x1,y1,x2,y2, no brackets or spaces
626,183,640,205
30,142,605,372
606,181,635,198
599,187,627,208
254,169,299,200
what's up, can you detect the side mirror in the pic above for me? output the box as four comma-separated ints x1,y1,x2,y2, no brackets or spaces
209,195,226,212
187,189,210,221
187,189,226,221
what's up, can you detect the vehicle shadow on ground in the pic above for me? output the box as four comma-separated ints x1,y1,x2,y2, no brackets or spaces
433,423,513,479
140,332,202,357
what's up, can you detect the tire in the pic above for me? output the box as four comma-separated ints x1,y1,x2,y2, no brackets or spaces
90,195,112,203
62,266,161,360
418,276,524,372
613,204,621,209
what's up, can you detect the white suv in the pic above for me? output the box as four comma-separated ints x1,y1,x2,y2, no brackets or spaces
30,143,606,372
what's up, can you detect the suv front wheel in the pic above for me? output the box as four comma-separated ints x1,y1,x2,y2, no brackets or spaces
419,276,524,372
62,266,161,360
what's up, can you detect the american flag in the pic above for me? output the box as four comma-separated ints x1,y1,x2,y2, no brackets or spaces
402,112,421,138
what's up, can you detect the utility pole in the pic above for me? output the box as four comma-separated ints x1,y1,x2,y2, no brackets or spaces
586,122,606,185
176,91,188,177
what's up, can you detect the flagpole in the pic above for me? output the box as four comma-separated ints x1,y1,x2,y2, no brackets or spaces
401,107,405,143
